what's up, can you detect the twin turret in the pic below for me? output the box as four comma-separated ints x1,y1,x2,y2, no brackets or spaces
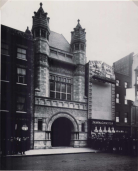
71,19,86,54
32,3,50,40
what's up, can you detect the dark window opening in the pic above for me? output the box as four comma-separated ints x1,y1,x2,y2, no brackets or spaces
116,112,120,122
1,43,9,55
81,44,84,51
1,63,8,80
38,119,42,131
75,44,79,50
124,113,128,123
41,30,46,38
82,123,85,132
17,48,26,60
16,96,26,111
36,29,40,37
17,68,26,84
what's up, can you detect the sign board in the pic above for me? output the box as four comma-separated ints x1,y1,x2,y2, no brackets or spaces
89,61,115,82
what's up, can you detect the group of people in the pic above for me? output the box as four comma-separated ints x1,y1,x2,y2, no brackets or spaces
89,136,137,156
2,137,29,156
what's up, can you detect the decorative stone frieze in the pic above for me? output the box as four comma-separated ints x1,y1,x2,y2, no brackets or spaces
35,97,87,110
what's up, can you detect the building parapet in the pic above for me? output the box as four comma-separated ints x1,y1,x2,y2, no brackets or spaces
35,97,87,110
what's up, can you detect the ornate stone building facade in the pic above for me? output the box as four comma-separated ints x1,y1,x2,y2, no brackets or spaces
32,4,88,149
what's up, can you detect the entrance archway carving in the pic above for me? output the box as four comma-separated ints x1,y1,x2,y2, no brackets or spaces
47,112,79,132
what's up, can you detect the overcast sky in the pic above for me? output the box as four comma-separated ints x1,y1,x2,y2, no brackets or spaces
1,0,138,66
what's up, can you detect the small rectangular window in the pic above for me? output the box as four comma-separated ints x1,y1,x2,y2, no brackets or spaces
16,96,26,111
75,44,79,50
124,82,127,88
1,43,9,55
82,123,85,132
81,44,84,51
17,48,26,60
38,119,42,131
137,76,138,84
50,81,55,91
124,96,127,105
36,29,40,37
116,112,120,122
124,113,128,123
41,30,46,38
137,90,138,100
17,68,26,84
116,94,120,103
116,80,119,86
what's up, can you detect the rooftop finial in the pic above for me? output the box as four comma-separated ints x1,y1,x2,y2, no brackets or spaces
40,2,43,7
78,19,80,24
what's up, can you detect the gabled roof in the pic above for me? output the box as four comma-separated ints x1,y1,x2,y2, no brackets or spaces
49,31,71,53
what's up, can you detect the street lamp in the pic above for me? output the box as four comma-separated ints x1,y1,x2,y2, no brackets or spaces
22,124,28,131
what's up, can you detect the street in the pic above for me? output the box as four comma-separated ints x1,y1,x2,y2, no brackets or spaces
1,153,137,171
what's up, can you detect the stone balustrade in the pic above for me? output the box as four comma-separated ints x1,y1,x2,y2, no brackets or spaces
35,97,87,110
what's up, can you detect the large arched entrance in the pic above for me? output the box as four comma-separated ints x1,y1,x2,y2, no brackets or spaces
51,117,73,147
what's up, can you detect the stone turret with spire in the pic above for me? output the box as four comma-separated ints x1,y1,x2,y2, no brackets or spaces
32,2,50,40
32,3,50,97
71,20,86,102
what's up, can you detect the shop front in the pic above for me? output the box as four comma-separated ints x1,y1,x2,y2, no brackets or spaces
89,119,116,140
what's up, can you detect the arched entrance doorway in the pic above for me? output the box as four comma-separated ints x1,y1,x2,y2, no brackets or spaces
51,117,73,147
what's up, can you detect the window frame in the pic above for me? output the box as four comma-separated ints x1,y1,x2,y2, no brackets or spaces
16,95,26,112
17,47,27,60
81,123,85,132
1,43,9,55
17,68,26,84
116,112,120,123
38,119,43,131
50,75,72,101
124,82,128,88
75,44,79,51
116,93,120,103
124,96,128,105
124,113,128,123
116,80,120,86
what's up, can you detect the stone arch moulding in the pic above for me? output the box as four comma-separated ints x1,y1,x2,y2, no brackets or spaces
47,112,79,132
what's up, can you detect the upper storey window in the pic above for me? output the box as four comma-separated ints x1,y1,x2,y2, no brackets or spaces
16,96,26,112
50,75,72,101
17,68,26,84
124,82,128,88
137,90,138,100
41,30,46,38
116,80,119,86
1,43,9,55
116,93,120,103
81,44,85,51
75,44,79,50
137,76,138,84
17,48,26,60
35,29,40,37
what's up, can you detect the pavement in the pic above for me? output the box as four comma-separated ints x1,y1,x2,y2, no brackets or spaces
6,147,99,157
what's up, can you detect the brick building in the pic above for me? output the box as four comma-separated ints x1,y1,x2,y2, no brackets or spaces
1,25,34,152
114,53,138,138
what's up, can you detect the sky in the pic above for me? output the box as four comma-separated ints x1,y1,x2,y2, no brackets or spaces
1,0,138,66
